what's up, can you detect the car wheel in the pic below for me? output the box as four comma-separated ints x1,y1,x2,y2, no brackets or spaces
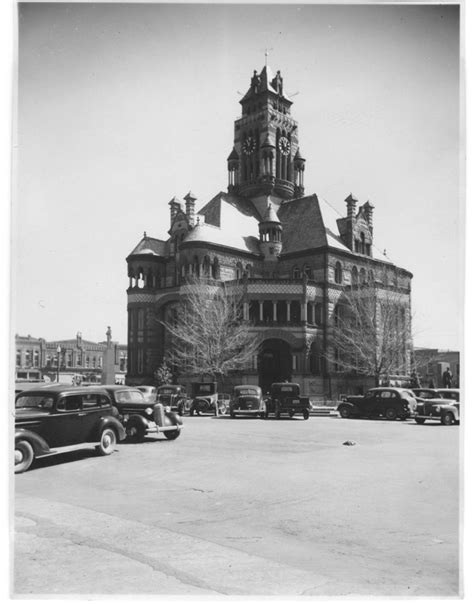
303,409,310,420
15,440,35,474
218,403,227,415
126,423,146,442
190,407,195,417
385,407,397,420
415,418,426,424
230,410,235,418
97,428,117,455
339,406,351,419
164,428,181,440
441,412,455,426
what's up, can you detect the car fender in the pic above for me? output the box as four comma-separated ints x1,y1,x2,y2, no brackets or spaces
88,416,126,443
337,402,357,412
15,429,51,457
441,404,459,420
164,409,182,426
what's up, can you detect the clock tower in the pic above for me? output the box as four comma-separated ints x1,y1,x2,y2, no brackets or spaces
227,65,306,205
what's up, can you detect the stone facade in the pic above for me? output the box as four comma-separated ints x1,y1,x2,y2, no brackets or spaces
126,65,413,399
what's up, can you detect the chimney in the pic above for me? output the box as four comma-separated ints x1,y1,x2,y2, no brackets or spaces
184,191,197,227
168,196,182,225
363,200,374,230
345,193,357,220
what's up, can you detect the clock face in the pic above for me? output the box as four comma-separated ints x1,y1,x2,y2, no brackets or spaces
279,136,291,155
242,136,256,155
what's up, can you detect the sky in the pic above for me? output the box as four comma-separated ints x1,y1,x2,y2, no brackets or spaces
13,1,462,350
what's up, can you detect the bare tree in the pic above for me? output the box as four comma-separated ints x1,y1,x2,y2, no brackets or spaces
161,278,259,382
153,360,173,386
326,281,412,386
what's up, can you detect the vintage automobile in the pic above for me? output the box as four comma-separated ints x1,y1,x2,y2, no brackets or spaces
156,384,188,415
189,382,226,416
229,385,266,418
102,385,182,441
414,393,460,425
136,385,157,403
337,387,417,420
435,388,460,402
265,382,311,420
14,385,126,473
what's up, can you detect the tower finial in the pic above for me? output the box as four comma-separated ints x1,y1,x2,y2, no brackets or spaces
263,47,273,66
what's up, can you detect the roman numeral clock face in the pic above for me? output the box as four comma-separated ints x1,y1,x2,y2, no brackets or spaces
242,136,256,155
278,136,290,155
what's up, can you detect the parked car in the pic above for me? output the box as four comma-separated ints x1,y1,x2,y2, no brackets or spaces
14,385,126,473
136,385,157,403
414,393,460,425
229,385,265,418
189,382,226,416
156,384,188,415
435,388,460,402
102,385,182,441
337,387,417,420
265,382,311,419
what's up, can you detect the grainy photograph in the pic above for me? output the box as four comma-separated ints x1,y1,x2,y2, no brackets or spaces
12,0,464,598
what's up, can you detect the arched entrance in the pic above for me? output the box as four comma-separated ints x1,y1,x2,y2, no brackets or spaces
258,338,292,394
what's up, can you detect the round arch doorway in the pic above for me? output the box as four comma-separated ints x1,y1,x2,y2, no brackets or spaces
258,338,292,394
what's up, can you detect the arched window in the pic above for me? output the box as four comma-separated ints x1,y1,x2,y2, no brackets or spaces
335,262,342,284
310,342,321,375
351,266,359,285
304,265,312,279
245,264,252,277
212,258,220,279
368,269,374,284
292,266,301,280
359,268,366,284
334,304,342,326
314,303,323,326
236,262,243,279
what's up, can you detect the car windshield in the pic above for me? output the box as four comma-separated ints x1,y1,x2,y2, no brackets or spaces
114,390,145,404
402,390,416,398
236,388,258,396
196,385,214,394
15,395,54,410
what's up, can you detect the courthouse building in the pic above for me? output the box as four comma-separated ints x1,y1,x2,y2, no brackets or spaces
126,65,413,397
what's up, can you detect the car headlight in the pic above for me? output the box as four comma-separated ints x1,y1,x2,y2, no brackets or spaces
165,406,171,412
433,406,440,413
145,407,153,416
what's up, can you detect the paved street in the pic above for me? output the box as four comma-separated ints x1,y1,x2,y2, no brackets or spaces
14,415,460,597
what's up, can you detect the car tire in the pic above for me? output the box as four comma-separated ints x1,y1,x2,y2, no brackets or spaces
97,428,117,455
190,407,195,417
126,422,146,442
339,406,351,419
415,418,426,424
230,410,235,418
15,440,35,474
164,428,181,440
441,412,455,426
218,403,227,416
385,407,397,421
303,409,310,420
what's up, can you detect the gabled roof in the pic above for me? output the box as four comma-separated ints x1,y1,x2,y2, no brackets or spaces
278,194,331,254
128,236,167,257
182,192,260,255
